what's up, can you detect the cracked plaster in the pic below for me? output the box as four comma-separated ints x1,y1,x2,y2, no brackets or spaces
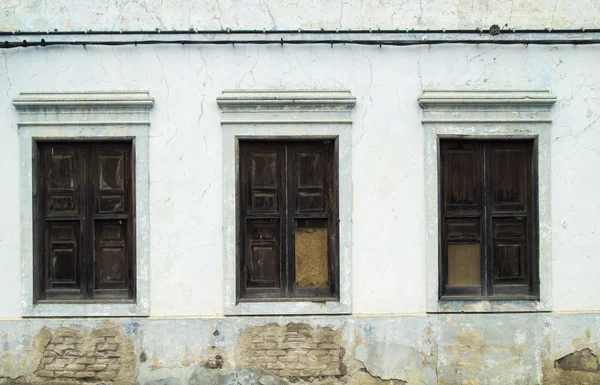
0,44,599,317
1,0,600,31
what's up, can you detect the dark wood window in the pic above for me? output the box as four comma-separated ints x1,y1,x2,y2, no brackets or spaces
439,139,539,300
238,140,338,301
34,141,135,302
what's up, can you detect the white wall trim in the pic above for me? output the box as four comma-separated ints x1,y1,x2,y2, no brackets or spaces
14,91,153,317
217,90,356,316
418,90,557,313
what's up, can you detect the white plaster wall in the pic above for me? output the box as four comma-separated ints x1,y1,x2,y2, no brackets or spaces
1,0,599,31
0,42,599,316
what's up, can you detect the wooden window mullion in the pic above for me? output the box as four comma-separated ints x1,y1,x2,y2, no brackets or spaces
284,144,293,297
82,144,92,299
483,142,492,297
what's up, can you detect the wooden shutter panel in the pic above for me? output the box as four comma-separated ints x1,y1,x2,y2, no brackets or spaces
240,143,284,294
92,145,132,299
291,143,331,291
42,144,84,299
487,142,533,294
441,141,483,295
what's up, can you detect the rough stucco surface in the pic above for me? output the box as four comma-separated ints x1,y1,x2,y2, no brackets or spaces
1,1,600,384
1,44,599,316
1,0,599,30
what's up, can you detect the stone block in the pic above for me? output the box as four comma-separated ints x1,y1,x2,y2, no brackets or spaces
55,343,77,351
74,372,96,378
54,371,76,377
54,358,73,365
96,371,118,378
96,358,119,364
45,364,66,371
75,357,96,365
35,370,54,377
87,364,108,371
96,343,119,351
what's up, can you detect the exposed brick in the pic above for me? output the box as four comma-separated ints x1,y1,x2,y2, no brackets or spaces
94,330,118,337
96,358,118,364
254,342,278,350
50,337,65,343
75,357,96,365
280,342,312,349
266,350,286,356
96,371,118,378
96,343,118,351
45,364,66,371
74,372,96,378
55,344,77,351
36,370,54,377
43,351,58,357
317,343,338,349
63,350,84,357
54,358,73,365
41,357,55,365
266,362,286,370
106,364,121,371
54,371,76,377
65,363,87,371
287,349,309,356
87,364,108,371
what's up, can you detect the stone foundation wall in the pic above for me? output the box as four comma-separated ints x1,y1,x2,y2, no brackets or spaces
238,323,344,378
0,314,599,384
34,325,135,382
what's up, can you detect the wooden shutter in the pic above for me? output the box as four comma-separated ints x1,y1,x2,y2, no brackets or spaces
440,141,484,296
239,142,285,298
238,140,338,300
440,139,537,298
487,142,534,295
40,144,85,299
37,142,134,301
92,144,132,299
290,143,334,295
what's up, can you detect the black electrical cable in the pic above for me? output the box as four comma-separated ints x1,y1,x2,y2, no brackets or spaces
2,38,600,49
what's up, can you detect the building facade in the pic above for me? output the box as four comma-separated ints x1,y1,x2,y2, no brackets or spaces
1,1,600,384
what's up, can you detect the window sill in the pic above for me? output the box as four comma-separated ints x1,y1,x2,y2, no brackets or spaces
23,302,149,318
225,300,351,316
430,298,551,313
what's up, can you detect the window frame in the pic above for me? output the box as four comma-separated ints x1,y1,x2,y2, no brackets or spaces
438,139,539,300
218,90,355,316
14,91,152,317
237,139,339,302
419,90,556,313
34,140,136,303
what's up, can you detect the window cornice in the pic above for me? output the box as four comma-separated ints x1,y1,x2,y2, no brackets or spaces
419,90,556,124
13,91,153,126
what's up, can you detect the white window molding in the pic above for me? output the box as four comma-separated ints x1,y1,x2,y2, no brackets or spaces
217,90,356,316
14,91,153,317
419,90,556,313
